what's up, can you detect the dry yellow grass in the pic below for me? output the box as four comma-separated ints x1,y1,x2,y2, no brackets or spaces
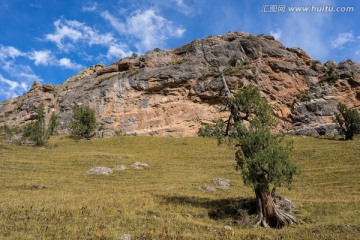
0,135,359,239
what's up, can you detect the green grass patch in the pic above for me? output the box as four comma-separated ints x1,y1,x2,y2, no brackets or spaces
0,135,359,239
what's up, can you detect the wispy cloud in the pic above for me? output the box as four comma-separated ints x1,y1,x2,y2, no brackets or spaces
106,43,131,60
0,45,42,82
331,32,356,48
101,9,185,52
101,11,126,34
45,19,83,50
0,45,24,60
0,74,19,90
44,18,129,60
82,2,98,12
173,0,194,15
270,29,282,40
2,62,42,82
0,43,85,100
59,58,83,70
0,74,21,99
29,50,55,66
0,61,41,99
45,19,117,50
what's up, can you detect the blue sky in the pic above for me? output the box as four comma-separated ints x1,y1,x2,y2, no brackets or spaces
0,0,359,101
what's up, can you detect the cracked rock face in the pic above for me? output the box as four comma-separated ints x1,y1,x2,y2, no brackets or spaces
0,32,359,137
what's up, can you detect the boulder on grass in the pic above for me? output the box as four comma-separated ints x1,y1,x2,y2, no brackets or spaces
86,167,113,175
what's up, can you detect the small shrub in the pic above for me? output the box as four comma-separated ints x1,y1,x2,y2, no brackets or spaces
198,71,219,81
334,103,360,140
131,52,138,58
128,69,140,77
228,54,241,67
199,120,225,138
48,112,59,136
23,104,48,146
0,125,21,138
154,48,161,52
319,73,339,84
223,65,251,75
69,105,97,139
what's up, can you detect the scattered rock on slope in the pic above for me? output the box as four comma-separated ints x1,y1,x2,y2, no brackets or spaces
86,167,113,175
131,162,150,170
213,178,231,188
115,165,127,171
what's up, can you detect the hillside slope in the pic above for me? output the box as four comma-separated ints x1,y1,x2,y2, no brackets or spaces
0,32,359,137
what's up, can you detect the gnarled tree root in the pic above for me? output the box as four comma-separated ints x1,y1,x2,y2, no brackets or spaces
255,188,298,228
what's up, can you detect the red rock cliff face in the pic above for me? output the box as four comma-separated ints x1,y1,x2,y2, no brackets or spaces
0,32,359,137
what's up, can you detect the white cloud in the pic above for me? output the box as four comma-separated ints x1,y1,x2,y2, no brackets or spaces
45,19,83,50
82,2,98,12
2,62,42,83
101,9,185,52
0,74,19,90
331,32,355,48
59,58,83,70
0,45,23,61
0,73,32,99
270,29,282,41
106,44,131,60
29,50,55,66
0,44,42,100
45,19,116,49
101,11,126,33
44,18,124,59
172,0,194,15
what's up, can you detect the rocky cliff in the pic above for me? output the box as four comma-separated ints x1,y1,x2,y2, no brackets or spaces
0,32,359,137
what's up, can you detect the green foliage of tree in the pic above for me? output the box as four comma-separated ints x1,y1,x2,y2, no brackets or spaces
48,112,59,136
234,120,298,191
201,85,300,228
131,52,138,58
69,105,97,139
231,85,274,124
23,104,48,146
334,103,360,140
199,120,226,144
0,125,21,138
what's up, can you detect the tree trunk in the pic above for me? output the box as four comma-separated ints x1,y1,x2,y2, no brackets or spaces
254,188,298,228
345,131,353,140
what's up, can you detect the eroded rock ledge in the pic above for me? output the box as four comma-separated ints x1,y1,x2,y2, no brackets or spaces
0,32,359,137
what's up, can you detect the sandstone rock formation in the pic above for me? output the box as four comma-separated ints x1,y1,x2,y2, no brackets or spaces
0,32,359,137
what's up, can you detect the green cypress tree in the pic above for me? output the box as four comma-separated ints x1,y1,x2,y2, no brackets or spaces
334,103,360,140
23,104,48,146
47,112,59,136
69,105,97,139
201,85,300,228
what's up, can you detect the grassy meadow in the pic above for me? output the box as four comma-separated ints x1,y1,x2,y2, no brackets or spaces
0,135,359,239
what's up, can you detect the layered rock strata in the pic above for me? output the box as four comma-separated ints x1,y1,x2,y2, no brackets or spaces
0,32,359,137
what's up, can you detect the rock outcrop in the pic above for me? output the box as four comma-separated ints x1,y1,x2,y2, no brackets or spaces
0,32,359,137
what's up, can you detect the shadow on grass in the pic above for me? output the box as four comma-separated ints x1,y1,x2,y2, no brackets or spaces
314,136,345,141
159,195,257,225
